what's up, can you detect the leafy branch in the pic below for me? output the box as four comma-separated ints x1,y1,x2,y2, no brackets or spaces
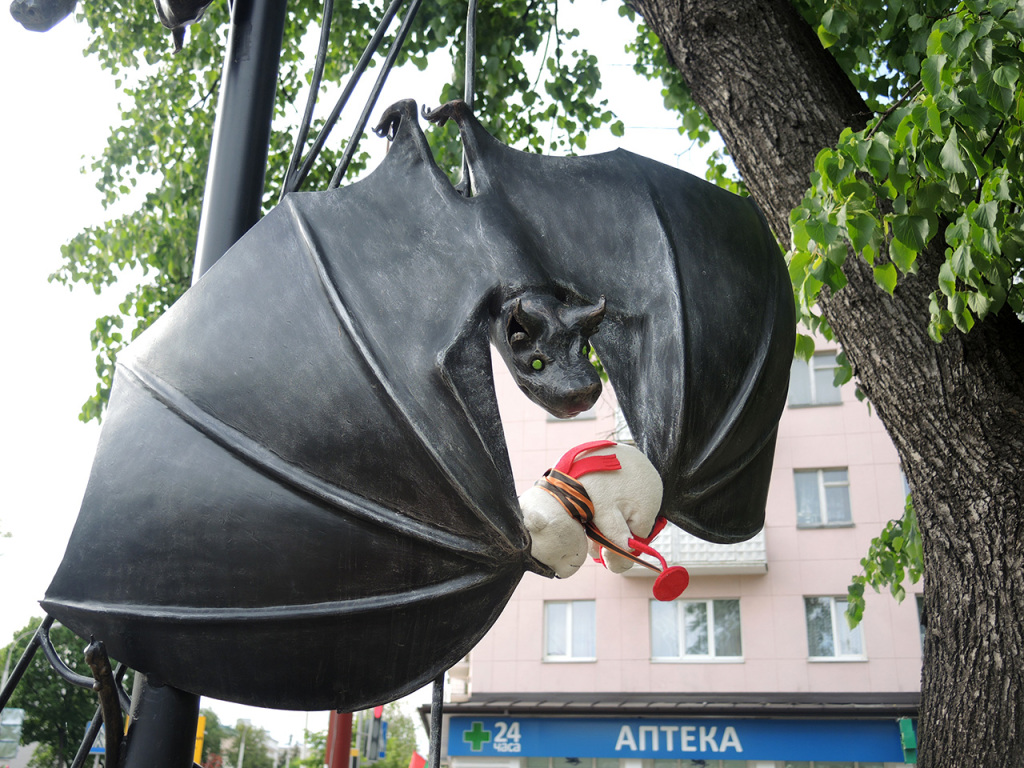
846,495,923,628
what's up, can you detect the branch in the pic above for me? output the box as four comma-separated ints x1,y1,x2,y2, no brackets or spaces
981,119,1005,158
866,82,923,140
187,75,221,113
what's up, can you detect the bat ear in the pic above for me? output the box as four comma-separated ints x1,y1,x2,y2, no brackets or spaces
563,296,607,336
508,297,541,342
422,100,503,197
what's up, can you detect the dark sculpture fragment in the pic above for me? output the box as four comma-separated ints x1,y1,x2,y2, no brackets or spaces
42,99,793,711
9,0,76,31
9,0,208,50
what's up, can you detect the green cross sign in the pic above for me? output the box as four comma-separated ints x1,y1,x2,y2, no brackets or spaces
463,722,491,752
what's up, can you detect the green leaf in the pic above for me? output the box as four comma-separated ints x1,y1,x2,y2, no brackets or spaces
847,213,880,256
806,218,841,248
939,129,970,175
991,64,1019,90
889,237,918,273
893,214,931,250
873,262,898,294
795,333,816,361
791,218,812,251
973,200,998,229
968,289,997,319
926,101,944,137
951,245,975,277
922,53,946,95
865,136,893,179
938,262,958,297
818,24,840,48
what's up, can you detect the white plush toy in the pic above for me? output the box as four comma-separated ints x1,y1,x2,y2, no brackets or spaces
520,441,688,601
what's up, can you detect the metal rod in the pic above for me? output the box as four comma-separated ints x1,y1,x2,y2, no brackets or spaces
428,673,445,768
38,624,95,690
328,0,427,188
70,706,104,768
114,662,133,714
280,0,336,197
283,0,405,196
463,0,478,109
0,615,53,710
192,0,290,280
458,0,479,188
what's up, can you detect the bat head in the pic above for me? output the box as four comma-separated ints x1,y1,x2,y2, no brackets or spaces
493,292,606,419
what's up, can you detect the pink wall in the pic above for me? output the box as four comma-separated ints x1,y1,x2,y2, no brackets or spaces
473,348,924,695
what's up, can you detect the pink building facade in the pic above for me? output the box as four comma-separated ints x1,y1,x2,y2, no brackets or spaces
436,347,922,768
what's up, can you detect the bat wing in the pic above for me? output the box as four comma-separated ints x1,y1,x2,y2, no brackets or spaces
445,106,794,543
43,102,532,711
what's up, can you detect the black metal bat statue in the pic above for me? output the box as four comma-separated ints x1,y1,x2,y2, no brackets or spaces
42,99,793,712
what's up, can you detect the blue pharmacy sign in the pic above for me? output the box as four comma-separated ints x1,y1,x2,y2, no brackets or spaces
448,716,907,763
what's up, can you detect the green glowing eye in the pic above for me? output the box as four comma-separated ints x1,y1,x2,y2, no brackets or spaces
531,358,544,370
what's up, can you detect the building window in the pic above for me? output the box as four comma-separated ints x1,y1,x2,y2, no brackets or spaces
804,597,865,660
795,469,852,527
788,353,843,406
650,599,742,660
544,600,596,661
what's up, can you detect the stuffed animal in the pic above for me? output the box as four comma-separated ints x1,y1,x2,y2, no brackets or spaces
520,440,689,600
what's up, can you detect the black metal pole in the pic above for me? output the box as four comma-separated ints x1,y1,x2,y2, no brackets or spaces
428,673,445,768
121,675,202,768
193,0,289,280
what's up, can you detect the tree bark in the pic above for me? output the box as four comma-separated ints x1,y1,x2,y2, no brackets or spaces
625,0,1024,764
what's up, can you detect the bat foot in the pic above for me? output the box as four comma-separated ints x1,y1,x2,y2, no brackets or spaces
373,99,420,141
422,100,472,128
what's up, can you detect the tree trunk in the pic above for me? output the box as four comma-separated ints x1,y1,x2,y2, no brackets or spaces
625,0,1024,764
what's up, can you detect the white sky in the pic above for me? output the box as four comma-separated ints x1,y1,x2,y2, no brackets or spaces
0,0,717,749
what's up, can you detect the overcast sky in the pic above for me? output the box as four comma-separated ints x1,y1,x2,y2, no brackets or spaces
0,0,716,747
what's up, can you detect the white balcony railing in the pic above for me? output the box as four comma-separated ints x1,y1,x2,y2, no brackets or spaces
624,523,768,576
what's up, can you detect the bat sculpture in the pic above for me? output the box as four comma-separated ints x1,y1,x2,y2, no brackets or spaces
43,99,793,711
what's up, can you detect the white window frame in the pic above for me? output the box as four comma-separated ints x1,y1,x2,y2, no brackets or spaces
650,598,743,662
795,468,852,528
543,600,596,662
804,596,866,661
788,352,843,407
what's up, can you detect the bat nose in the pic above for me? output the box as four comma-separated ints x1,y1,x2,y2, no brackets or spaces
572,379,602,413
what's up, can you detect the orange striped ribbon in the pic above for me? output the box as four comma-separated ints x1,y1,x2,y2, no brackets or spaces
534,470,659,573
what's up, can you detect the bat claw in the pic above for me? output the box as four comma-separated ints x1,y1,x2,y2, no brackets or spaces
423,100,471,128
373,99,419,141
